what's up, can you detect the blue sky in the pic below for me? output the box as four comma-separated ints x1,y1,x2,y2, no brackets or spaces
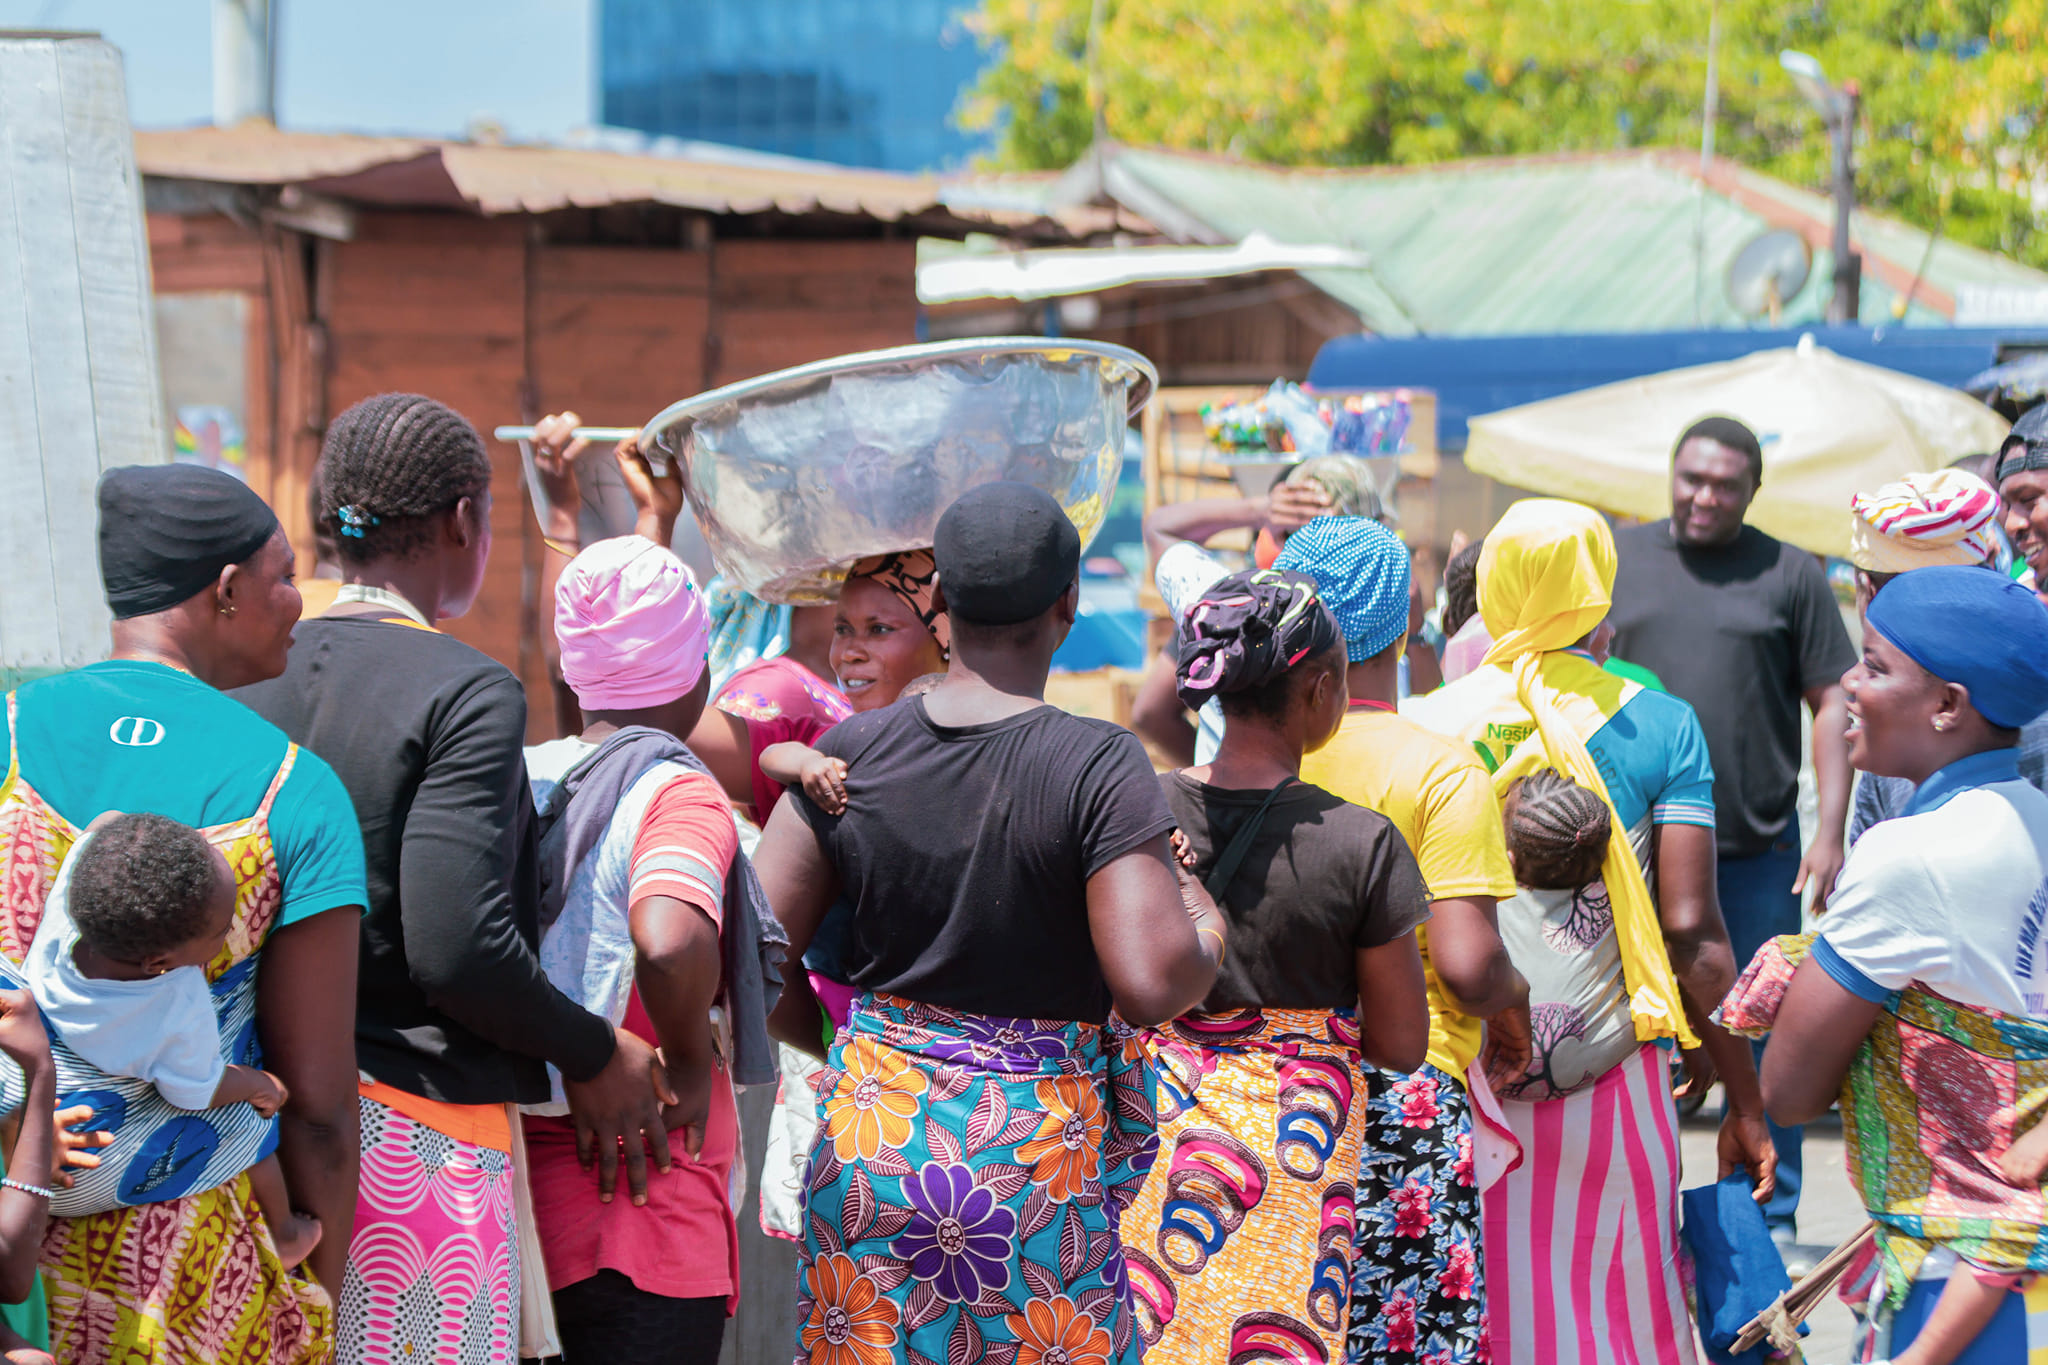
1,0,596,140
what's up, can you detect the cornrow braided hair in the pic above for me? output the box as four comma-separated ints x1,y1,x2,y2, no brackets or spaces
1505,768,1612,891
317,393,493,563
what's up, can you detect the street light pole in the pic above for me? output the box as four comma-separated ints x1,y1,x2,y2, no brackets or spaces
1828,83,1861,324
1780,51,1862,324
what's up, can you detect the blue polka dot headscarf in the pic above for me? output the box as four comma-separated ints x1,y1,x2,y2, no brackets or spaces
1274,516,1411,662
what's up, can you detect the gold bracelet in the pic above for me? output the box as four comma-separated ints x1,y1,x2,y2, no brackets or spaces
543,535,579,557
1197,925,1226,967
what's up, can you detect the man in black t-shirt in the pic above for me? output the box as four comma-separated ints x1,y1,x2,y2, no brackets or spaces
1607,416,1856,1244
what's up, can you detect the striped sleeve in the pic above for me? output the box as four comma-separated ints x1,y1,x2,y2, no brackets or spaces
629,768,739,927
1647,693,1716,829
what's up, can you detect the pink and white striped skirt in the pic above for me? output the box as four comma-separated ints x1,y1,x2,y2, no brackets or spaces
1482,1044,1700,1365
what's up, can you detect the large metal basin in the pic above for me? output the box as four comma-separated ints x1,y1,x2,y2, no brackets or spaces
642,338,1155,603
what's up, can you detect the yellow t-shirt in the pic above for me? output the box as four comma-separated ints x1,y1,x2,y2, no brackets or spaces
1300,705,1517,1076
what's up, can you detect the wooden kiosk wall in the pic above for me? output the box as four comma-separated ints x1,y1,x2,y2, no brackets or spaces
147,210,918,742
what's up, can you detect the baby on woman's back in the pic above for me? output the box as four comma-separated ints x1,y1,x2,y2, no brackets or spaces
25,813,318,1267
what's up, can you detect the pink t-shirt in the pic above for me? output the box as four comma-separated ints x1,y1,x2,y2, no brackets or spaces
522,772,746,1308
713,657,851,819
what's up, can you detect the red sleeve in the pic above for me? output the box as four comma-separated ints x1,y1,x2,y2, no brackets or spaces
629,769,739,927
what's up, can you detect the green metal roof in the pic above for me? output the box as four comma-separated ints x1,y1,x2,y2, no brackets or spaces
979,146,2048,339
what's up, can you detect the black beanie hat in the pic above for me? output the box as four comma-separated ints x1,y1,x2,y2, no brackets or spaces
98,464,281,619
932,482,1081,626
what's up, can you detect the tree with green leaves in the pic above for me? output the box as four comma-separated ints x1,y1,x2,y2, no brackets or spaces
959,0,2048,268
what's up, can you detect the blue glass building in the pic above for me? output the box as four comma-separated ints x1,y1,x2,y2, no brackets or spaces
599,0,994,172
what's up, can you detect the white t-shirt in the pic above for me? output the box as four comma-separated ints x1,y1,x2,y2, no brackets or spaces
1155,541,1234,764
1817,776,2048,1018
24,835,225,1111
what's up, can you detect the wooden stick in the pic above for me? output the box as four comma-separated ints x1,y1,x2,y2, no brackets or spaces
1732,1220,1879,1354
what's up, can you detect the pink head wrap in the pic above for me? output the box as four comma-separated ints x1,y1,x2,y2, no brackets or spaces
555,535,711,710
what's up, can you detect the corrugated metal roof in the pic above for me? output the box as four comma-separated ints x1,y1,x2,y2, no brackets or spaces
133,123,1113,237
962,145,2048,337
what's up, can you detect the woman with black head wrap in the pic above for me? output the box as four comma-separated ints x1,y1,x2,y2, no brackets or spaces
0,462,368,1362
1118,566,1432,1365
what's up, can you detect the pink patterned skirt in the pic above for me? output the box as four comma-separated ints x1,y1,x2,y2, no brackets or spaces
338,1081,518,1365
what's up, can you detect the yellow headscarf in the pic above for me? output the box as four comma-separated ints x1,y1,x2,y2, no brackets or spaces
1477,499,1698,1048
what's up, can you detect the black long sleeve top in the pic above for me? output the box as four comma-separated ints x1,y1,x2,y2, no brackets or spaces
237,613,615,1105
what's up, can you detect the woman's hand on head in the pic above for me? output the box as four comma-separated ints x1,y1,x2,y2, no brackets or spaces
530,412,589,539
615,433,686,547
1265,481,1335,533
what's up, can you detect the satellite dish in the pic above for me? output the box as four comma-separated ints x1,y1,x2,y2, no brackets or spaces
1727,230,1813,322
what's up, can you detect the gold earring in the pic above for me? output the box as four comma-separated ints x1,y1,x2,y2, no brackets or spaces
1933,719,1947,732
218,604,235,618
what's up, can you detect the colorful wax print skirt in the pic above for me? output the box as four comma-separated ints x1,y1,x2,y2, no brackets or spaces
1349,1063,1486,1364
42,1170,333,1365
1482,1044,1698,1365
1721,934,2048,1308
1119,1008,1365,1365
340,1081,519,1365
794,993,1158,1365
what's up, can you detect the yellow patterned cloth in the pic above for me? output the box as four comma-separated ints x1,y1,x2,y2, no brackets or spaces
1120,1009,1365,1365
0,693,333,1365
1722,934,2048,1305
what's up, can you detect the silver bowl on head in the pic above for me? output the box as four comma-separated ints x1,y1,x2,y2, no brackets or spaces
642,338,1157,604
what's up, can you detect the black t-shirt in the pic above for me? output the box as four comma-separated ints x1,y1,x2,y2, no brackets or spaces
793,698,1177,1024
236,614,615,1105
1161,773,1430,1012
1608,521,1856,859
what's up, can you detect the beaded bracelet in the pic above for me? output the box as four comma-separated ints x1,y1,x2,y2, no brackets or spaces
0,1178,50,1200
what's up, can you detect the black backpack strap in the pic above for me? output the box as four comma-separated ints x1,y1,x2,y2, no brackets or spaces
1202,777,1297,902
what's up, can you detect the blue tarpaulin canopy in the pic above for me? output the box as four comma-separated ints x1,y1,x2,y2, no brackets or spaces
1308,326,2048,452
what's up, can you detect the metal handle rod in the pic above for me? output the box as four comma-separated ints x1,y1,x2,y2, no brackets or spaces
493,425,641,443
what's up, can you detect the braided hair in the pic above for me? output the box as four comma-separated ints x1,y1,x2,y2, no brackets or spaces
1504,768,1611,891
1441,540,1483,640
68,813,225,963
318,393,492,563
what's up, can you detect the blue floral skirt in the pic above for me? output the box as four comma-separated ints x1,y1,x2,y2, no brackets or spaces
794,993,1158,1365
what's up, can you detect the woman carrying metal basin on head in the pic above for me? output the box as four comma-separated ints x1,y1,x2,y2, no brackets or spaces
637,340,1212,1365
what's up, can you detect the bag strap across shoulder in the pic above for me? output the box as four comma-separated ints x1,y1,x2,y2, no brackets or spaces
1203,776,1296,901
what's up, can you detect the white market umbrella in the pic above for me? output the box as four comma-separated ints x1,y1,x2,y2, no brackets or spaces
1463,335,2011,557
